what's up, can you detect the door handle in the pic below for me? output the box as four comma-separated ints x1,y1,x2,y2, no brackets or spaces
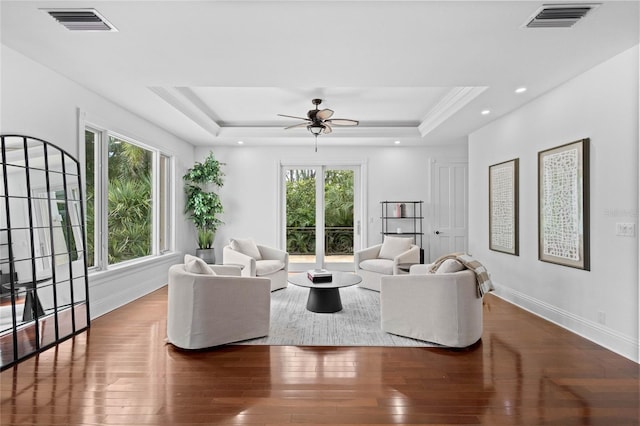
434,231,440,235
357,220,361,236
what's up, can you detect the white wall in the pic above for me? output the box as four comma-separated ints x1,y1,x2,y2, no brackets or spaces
1,45,195,318
468,46,639,362
196,143,467,261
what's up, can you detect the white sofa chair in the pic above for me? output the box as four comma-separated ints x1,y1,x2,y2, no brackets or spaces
380,263,482,348
223,238,289,292
167,255,271,350
354,235,421,291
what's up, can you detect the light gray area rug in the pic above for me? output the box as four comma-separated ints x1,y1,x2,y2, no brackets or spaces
238,284,437,347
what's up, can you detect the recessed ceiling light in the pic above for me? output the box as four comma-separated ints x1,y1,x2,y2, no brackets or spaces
481,110,491,115
515,87,527,94
237,140,244,145
394,140,401,145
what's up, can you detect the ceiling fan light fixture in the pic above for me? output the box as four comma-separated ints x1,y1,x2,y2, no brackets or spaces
279,99,358,151
308,123,325,135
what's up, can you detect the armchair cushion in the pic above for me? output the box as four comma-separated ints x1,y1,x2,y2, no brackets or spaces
359,258,394,275
184,254,215,275
255,259,285,276
230,238,262,260
378,236,412,260
409,264,431,275
436,259,465,274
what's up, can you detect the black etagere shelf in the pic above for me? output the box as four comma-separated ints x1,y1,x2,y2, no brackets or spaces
380,201,424,261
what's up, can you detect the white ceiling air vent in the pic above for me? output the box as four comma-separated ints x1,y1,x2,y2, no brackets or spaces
525,3,601,28
44,9,118,32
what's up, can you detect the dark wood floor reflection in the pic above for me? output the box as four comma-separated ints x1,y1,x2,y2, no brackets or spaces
1,286,638,425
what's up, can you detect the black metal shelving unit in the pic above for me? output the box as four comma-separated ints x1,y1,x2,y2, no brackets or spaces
380,201,424,262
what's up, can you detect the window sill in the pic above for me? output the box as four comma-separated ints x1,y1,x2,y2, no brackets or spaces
88,252,182,287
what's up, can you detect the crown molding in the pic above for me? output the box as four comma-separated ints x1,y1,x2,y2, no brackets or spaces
217,125,420,140
418,86,487,137
149,86,221,137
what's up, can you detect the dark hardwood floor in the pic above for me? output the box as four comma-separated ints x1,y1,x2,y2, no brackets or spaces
1,286,638,425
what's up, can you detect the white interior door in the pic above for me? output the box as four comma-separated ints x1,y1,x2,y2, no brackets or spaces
429,160,468,262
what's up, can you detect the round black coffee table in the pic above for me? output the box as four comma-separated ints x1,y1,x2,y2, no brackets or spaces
288,271,362,313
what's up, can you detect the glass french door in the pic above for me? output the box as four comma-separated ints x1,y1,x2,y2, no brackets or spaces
282,164,361,272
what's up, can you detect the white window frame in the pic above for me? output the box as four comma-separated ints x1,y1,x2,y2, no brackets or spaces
82,124,174,272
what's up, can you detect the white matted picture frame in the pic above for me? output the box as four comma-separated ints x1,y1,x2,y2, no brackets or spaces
489,158,519,255
538,138,590,270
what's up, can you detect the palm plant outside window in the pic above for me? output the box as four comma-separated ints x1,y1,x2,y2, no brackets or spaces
85,129,171,268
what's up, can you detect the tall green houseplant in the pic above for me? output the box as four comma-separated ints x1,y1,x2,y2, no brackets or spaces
183,152,225,262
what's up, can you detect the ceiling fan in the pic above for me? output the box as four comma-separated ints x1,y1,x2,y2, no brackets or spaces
278,99,359,151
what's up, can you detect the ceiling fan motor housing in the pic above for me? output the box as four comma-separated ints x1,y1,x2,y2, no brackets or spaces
307,109,320,121
308,98,323,120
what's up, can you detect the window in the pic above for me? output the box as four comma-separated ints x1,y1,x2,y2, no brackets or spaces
281,163,362,272
85,128,173,269
158,154,171,253
85,129,97,267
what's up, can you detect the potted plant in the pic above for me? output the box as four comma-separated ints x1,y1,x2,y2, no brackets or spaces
183,152,225,263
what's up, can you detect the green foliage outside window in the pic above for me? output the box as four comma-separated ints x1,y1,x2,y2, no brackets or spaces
286,170,354,255
106,138,152,264
85,131,95,267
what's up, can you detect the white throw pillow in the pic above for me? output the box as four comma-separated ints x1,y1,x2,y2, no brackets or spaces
230,238,262,260
184,254,216,275
378,236,412,260
436,259,465,274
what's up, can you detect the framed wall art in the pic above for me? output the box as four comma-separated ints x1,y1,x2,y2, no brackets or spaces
489,158,519,255
538,138,590,270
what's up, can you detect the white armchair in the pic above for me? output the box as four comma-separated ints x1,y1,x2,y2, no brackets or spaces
167,255,271,350
380,263,482,348
354,236,421,291
223,238,289,291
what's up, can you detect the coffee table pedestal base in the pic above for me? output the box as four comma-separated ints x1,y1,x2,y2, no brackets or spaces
306,287,343,313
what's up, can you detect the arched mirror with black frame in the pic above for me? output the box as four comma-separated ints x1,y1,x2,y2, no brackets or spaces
0,135,90,370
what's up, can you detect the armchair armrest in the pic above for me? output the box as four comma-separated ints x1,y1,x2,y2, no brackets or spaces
257,245,289,267
354,244,382,264
223,246,256,276
393,245,421,274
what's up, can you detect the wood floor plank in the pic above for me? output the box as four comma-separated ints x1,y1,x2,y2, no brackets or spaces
1,286,638,425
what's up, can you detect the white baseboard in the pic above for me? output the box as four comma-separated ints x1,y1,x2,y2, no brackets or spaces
89,278,165,320
493,283,639,363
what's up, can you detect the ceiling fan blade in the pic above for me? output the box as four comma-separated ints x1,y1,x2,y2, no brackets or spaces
323,124,333,134
277,114,311,121
284,122,310,130
316,109,334,120
326,118,359,126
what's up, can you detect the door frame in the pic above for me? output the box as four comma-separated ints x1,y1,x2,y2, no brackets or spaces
279,159,367,272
